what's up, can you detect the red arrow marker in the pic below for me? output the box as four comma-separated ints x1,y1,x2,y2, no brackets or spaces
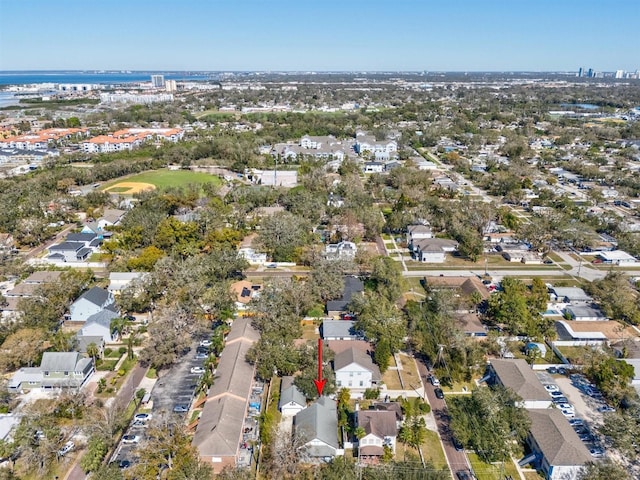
313,338,327,396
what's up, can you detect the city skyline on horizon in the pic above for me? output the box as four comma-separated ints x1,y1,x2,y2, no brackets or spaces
0,0,638,72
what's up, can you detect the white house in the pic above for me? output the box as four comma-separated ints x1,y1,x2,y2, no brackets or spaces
325,241,357,260
363,162,384,173
238,248,267,265
278,376,306,416
108,272,147,294
597,250,638,265
406,224,433,246
7,352,94,393
356,410,398,457
79,309,120,344
411,238,458,263
68,287,117,323
334,347,381,390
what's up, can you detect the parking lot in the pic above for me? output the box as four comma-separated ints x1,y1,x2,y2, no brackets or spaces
151,341,206,414
536,370,609,459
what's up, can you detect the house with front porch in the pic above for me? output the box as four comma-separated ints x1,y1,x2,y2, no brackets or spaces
7,352,94,393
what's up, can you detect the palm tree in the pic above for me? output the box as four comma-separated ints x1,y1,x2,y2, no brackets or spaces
86,342,100,363
110,317,127,341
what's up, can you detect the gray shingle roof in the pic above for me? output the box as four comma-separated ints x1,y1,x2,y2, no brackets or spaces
66,233,98,243
49,241,85,252
528,408,591,466
326,276,363,313
322,320,358,339
279,376,306,410
294,396,338,453
40,352,82,372
78,287,112,307
490,359,550,402
84,309,120,329
23,271,63,284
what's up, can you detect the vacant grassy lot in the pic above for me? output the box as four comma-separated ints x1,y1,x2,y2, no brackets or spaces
467,452,521,480
102,169,222,191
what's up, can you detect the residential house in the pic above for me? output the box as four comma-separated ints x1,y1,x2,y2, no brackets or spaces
278,376,307,416
564,305,608,321
596,250,639,265
334,347,381,390
549,287,592,304
321,320,360,341
75,334,105,358
411,238,458,263
487,359,552,409
327,193,345,208
79,309,120,344
294,396,341,461
98,208,126,229
363,162,384,173
406,224,433,247
68,287,117,323
193,317,260,473
7,352,94,393
238,247,267,265
325,241,357,260
524,408,591,480
356,409,398,457
230,280,262,311
107,272,147,294
47,241,92,262
326,276,364,316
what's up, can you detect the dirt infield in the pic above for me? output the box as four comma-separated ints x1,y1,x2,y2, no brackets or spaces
104,182,156,194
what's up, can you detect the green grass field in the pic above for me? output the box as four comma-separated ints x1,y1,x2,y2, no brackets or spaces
103,169,222,191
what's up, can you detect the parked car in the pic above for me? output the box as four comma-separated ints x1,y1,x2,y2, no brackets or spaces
552,396,569,404
122,435,140,444
546,366,558,374
452,437,464,451
195,352,207,360
598,405,615,413
430,376,441,387
199,339,212,347
558,403,574,412
561,409,575,418
190,366,206,374
569,418,584,426
545,385,560,393
434,388,444,399
455,471,474,480
58,440,75,456
173,404,189,413
589,447,604,458
134,413,151,422
118,459,131,469
132,420,147,428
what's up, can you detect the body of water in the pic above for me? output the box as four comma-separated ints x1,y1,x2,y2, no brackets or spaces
0,71,214,86
559,103,601,110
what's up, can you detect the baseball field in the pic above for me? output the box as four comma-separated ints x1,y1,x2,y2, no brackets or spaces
102,169,222,194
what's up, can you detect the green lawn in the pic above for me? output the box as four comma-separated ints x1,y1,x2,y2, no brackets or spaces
468,452,520,480
102,169,222,190
422,429,447,469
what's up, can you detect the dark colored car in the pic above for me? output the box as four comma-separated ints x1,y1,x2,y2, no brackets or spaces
546,366,558,374
456,470,473,480
434,388,445,399
118,459,131,469
452,437,464,451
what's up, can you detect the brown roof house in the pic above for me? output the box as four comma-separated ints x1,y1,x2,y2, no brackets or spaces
356,409,399,458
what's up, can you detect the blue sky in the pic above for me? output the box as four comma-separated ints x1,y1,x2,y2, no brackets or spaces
0,0,637,71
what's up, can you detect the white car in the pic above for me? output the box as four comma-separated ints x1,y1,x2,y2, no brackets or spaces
544,384,559,393
558,403,574,411
190,366,206,374
134,413,152,422
122,434,140,444
199,340,212,347
561,409,575,418
430,376,441,387
58,440,75,456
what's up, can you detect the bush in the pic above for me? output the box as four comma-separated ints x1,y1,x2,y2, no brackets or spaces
364,388,381,400
117,369,126,377
118,346,127,355
104,348,112,356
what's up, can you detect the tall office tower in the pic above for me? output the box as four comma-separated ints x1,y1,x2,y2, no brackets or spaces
165,79,177,93
578,67,583,77
151,75,165,88
587,68,594,78
615,70,624,79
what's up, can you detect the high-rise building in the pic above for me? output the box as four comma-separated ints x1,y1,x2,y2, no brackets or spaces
615,70,624,79
578,67,584,77
165,79,177,93
151,75,165,88
587,68,594,78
